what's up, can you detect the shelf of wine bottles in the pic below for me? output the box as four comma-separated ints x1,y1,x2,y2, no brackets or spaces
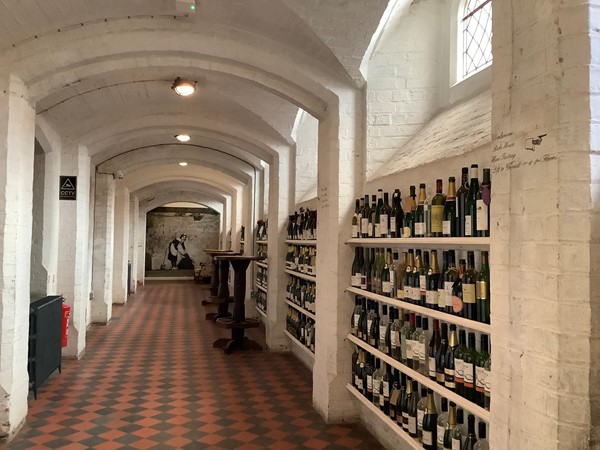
256,243,268,258
285,244,317,276
255,289,267,319
255,261,268,270
351,165,491,240
256,266,268,289
285,305,315,356
286,276,316,315
256,218,268,242
287,208,317,241
285,239,317,246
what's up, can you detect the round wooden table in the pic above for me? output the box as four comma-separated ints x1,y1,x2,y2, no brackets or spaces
213,255,266,354
201,249,236,321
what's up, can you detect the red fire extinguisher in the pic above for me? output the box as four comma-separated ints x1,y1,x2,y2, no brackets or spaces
61,301,71,348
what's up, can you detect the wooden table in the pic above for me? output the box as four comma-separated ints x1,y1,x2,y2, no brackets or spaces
213,255,265,354
201,249,236,321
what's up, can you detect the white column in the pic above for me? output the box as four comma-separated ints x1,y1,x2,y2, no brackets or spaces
91,173,115,323
128,195,139,293
0,74,35,437
56,144,91,358
112,185,130,304
137,210,147,285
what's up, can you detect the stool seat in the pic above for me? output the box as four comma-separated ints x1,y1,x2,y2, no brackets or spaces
215,317,260,329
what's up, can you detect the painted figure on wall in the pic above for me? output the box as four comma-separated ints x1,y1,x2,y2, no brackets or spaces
163,234,195,269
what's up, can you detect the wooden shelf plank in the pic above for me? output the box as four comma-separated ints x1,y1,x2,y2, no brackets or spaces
284,269,316,282
347,334,491,422
346,384,422,450
283,330,315,359
345,237,490,249
256,240,268,244
284,299,316,321
256,284,268,293
285,239,317,246
346,287,491,334
255,261,268,269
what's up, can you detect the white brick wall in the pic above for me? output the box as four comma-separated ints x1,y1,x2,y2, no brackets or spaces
112,185,130,305
294,111,318,204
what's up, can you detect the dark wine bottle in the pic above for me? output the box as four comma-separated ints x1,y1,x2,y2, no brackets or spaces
380,191,392,238
428,319,440,381
443,176,457,237
352,198,360,238
444,251,458,314
422,389,438,450
399,375,409,430
407,380,419,437
476,168,491,237
390,189,404,238
463,251,478,321
456,168,469,237
420,251,430,307
415,183,427,237
438,251,448,311
382,363,392,415
403,250,415,303
465,165,480,237
454,329,467,397
426,250,440,309
374,189,384,237
462,414,478,450
477,251,490,324
388,370,401,421
351,247,361,287
452,259,466,316
436,323,449,385
463,333,477,402
412,250,422,305
475,335,490,408
361,195,371,238
431,179,446,237
370,195,377,238
404,186,417,238
365,354,374,402
444,324,458,391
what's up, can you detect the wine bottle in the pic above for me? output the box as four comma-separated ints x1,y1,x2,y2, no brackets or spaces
388,370,402,421
477,251,490,324
391,309,403,361
429,319,441,381
352,198,360,238
381,192,392,237
475,335,490,408
443,402,457,449
412,250,422,305
462,414,477,450
404,185,417,238
452,409,466,450
436,323,449,385
408,380,420,438
403,250,415,303
365,248,374,292
426,250,440,309
443,177,457,237
379,304,390,354
417,387,428,441
463,251,478,321
436,398,448,450
476,168,491,237
372,358,382,407
355,350,365,394
456,168,469,237
400,376,410,430
438,251,448,311
381,250,393,298
372,248,381,295
374,189,384,237
431,179,447,237
463,333,477,402
454,329,467,397
472,422,489,450
444,325,458,391
370,194,377,238
415,183,427,237
352,346,359,388
465,165,480,237
397,251,408,301
351,247,361,287
361,195,371,238
401,313,415,368
484,350,491,411
365,354,375,402
390,189,404,238
420,251,430,307
411,316,423,372
368,301,380,348
351,297,361,336
357,297,367,340
444,251,458,314
382,363,392,415
422,389,438,450
389,249,397,298
452,259,466,316
419,318,431,376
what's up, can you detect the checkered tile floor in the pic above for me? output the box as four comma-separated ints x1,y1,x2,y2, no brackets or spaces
7,281,381,449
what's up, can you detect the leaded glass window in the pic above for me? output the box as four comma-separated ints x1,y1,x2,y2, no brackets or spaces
462,0,492,78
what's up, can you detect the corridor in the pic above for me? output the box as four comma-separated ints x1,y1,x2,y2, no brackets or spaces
7,282,380,450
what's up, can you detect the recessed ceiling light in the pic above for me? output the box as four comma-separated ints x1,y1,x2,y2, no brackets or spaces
179,162,188,166
175,134,191,142
171,77,197,96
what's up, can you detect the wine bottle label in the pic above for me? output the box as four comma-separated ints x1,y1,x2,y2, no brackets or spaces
373,379,381,393
422,430,433,445
463,362,474,387
418,276,425,293
390,217,396,233
431,205,444,233
374,223,380,237
476,199,489,231
357,378,363,390
351,275,359,287
360,276,367,290
476,280,488,300
453,294,464,313
445,368,456,389
361,218,369,234
409,416,417,434
465,215,472,236
391,331,399,347
414,342,423,362
455,358,464,381
463,284,476,303
452,437,462,450
352,224,359,238
429,358,436,377
444,282,454,307
443,220,451,236
379,392,385,407
380,214,389,236
397,288,404,299
415,222,424,235
355,374,359,386
436,372,445,383
476,366,487,391
437,425,445,445
404,226,411,238
383,381,390,397
406,340,413,359
426,290,438,306
382,281,392,294
379,325,387,342
485,368,491,393
417,409,425,429
367,375,373,391
367,320,373,334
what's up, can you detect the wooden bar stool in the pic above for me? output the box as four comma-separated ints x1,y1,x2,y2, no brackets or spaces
201,249,236,321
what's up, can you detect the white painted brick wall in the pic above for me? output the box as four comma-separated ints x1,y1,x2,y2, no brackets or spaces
112,185,130,305
294,112,318,204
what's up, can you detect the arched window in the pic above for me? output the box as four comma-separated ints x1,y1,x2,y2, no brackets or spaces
461,0,492,79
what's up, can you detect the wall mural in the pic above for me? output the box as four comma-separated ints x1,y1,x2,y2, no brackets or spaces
145,207,220,274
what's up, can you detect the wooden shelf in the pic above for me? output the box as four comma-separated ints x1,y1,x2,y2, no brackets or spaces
255,261,268,270
256,240,268,244
285,239,317,246
346,384,422,450
284,299,316,321
284,269,316,282
255,305,267,320
346,287,491,334
347,334,490,423
345,237,490,249
256,284,268,293
284,330,315,359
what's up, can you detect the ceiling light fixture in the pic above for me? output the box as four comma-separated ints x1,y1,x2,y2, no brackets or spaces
171,77,197,96
179,162,188,166
175,134,191,142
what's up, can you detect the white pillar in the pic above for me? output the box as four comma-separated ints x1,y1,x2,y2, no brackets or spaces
0,74,35,437
91,173,115,323
56,144,91,358
112,185,130,304
128,195,139,293
137,210,146,285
